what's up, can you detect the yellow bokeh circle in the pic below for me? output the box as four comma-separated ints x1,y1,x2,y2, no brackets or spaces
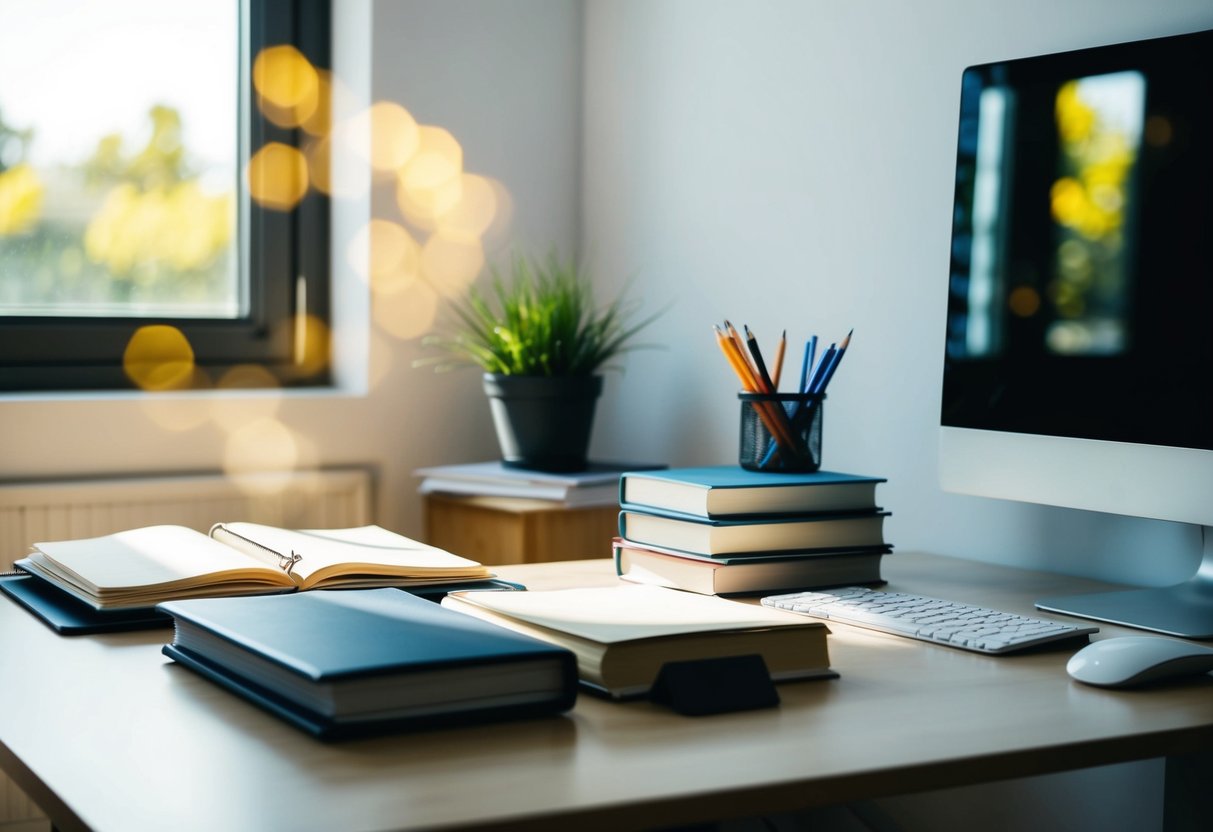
123,325,196,391
247,143,309,211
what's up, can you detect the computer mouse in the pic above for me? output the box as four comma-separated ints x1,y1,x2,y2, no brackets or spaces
1066,636,1213,688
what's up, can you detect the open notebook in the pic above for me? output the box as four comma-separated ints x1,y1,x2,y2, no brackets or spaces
14,522,493,612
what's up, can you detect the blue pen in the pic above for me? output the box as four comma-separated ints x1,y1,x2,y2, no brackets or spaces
800,334,819,395
797,339,812,397
806,344,836,395
810,329,852,395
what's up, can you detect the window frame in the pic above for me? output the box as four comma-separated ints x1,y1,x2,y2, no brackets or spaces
0,0,332,393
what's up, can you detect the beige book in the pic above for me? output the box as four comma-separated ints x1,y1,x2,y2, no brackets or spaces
442,584,832,698
17,522,491,611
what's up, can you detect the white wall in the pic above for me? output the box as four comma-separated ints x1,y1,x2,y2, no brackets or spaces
583,0,1213,588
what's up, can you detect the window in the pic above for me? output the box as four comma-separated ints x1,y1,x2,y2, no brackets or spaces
0,0,331,392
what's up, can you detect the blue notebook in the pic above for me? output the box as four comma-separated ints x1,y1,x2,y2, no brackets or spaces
159,588,578,740
618,466,884,518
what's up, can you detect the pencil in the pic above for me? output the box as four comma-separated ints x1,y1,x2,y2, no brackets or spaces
714,325,758,390
713,326,797,453
743,325,776,392
771,329,787,391
724,320,763,388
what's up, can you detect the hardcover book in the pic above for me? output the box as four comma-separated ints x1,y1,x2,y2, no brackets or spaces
15,522,492,612
441,584,834,699
614,539,888,595
619,466,884,518
159,588,578,739
618,507,889,557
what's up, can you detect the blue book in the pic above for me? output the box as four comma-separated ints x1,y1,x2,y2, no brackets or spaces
619,466,885,518
159,588,578,740
618,506,889,557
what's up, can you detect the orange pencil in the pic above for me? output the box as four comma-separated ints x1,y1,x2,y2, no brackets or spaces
714,325,759,391
724,320,763,389
771,329,787,390
713,326,797,453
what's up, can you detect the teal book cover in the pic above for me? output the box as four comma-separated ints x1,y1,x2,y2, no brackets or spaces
619,466,885,518
159,588,578,739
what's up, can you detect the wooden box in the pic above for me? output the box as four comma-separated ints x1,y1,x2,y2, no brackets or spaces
423,494,618,565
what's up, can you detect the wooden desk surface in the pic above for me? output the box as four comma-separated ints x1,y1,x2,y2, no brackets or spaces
2,553,1212,832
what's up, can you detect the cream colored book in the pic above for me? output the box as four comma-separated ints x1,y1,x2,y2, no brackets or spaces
441,584,832,698
16,522,491,611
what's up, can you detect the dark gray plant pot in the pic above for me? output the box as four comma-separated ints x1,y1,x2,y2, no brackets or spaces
483,373,604,473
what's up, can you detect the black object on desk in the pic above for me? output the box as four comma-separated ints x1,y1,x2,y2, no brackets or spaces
649,654,785,716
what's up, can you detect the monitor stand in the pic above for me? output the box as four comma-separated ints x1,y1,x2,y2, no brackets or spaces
1036,525,1213,639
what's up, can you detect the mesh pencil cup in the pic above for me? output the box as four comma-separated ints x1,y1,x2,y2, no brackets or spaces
738,392,823,473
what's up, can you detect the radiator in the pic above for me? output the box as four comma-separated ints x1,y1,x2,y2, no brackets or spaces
0,467,374,826
0,467,375,571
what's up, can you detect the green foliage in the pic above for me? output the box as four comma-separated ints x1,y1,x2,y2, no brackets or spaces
418,251,660,376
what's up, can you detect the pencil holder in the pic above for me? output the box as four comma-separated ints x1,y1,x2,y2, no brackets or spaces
738,392,823,473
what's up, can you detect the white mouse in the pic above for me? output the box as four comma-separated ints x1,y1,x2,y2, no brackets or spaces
1067,636,1213,688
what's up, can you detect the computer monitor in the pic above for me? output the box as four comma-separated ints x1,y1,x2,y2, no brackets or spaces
939,26,1213,638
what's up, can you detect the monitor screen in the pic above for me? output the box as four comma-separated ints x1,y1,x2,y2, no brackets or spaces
939,27,1213,637
942,27,1213,451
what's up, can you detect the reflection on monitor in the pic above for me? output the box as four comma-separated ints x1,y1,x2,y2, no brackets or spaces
939,27,1213,637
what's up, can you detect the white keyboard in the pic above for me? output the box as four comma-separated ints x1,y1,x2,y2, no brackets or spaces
762,586,1099,654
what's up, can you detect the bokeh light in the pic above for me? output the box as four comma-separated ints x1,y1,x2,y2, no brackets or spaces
435,173,498,238
123,325,196,391
420,229,484,297
395,174,462,230
354,101,421,172
373,278,440,340
397,126,463,218
298,69,333,137
253,45,320,128
247,142,309,211
347,219,420,295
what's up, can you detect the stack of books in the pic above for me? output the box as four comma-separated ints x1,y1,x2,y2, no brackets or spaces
415,460,665,508
615,466,892,596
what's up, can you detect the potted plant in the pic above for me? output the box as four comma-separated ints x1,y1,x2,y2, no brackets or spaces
418,250,658,472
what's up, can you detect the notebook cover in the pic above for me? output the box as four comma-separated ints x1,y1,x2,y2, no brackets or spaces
0,573,171,634
162,643,576,740
158,588,577,682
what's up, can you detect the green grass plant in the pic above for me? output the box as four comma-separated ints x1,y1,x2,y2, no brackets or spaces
418,251,659,376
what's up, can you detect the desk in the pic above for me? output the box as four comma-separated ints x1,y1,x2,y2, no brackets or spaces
1,553,1211,832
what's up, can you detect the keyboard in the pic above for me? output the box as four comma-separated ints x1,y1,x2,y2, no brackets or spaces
761,586,1099,654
